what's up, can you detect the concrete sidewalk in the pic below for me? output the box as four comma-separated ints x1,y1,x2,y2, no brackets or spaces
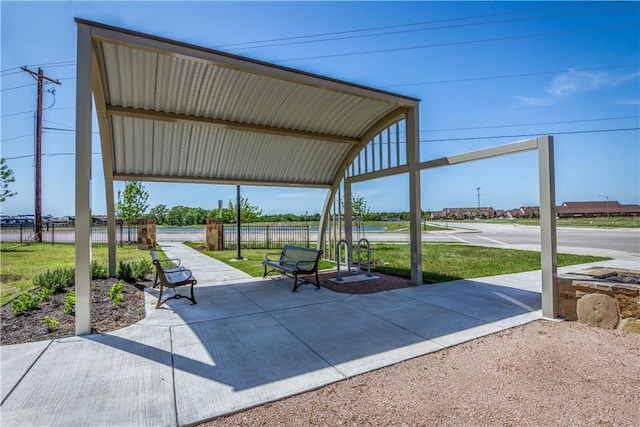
1,243,638,426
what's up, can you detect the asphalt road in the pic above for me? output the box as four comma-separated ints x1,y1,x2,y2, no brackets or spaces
156,222,640,258
424,222,640,258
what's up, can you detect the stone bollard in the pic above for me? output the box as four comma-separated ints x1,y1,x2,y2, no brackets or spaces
137,218,156,249
206,218,223,250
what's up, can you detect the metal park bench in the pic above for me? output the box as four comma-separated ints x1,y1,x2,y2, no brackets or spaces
150,249,197,308
263,245,323,292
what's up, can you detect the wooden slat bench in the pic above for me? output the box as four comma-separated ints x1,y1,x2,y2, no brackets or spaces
263,245,323,292
150,249,197,308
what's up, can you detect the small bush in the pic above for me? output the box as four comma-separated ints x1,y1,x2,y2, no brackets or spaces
64,291,76,315
11,292,41,316
109,280,125,306
117,260,134,282
132,259,153,280
91,260,108,279
43,316,59,332
35,287,55,301
33,268,75,294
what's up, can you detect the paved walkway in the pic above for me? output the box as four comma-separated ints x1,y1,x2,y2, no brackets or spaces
1,243,638,426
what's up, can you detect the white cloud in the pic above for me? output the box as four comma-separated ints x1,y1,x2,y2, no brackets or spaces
616,98,640,105
515,69,640,107
514,96,555,106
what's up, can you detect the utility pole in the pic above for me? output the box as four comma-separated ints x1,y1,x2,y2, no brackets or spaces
21,67,61,243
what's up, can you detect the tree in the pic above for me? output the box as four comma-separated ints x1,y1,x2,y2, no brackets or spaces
227,197,263,223
166,205,188,226
116,181,149,224
148,204,169,224
0,157,17,202
351,195,371,221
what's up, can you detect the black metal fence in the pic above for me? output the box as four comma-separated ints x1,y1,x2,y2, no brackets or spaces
0,223,137,245
223,225,310,249
0,223,311,249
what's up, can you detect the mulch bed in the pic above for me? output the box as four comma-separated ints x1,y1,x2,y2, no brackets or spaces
317,270,415,294
0,278,148,346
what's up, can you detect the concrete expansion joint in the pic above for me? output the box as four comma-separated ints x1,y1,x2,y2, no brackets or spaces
169,327,180,427
1,340,53,406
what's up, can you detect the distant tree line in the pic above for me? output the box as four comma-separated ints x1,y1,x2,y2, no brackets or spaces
116,181,423,227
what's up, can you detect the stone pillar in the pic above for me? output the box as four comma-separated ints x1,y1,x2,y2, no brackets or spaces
137,218,156,249
206,218,224,250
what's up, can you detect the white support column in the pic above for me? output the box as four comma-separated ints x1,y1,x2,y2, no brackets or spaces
105,178,116,277
75,23,93,335
406,106,423,285
538,136,558,319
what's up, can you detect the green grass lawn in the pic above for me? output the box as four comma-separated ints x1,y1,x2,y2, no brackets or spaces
0,242,153,305
184,242,609,283
183,243,336,277
371,243,609,283
1,241,610,306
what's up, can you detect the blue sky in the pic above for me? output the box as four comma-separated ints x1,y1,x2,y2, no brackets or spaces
1,1,639,217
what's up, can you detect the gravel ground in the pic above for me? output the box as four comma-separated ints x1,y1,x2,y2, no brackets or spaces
201,320,640,427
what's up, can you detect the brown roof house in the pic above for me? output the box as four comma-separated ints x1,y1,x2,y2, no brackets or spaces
556,201,640,217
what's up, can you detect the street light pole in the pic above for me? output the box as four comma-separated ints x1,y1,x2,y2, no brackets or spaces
597,194,610,218
476,187,481,208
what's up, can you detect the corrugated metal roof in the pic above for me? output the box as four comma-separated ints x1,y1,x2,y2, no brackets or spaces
82,19,419,188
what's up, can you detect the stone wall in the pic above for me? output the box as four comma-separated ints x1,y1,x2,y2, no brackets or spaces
557,267,640,333
136,218,156,249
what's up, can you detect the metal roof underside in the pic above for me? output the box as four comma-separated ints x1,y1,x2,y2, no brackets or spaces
81,19,419,188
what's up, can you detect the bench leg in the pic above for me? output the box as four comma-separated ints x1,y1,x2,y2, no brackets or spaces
156,284,165,309
188,283,197,305
314,270,321,289
291,273,300,292
156,283,197,308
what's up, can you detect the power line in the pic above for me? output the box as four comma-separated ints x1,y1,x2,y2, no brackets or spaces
381,64,640,88
1,83,36,92
228,4,637,51
213,2,599,49
422,127,640,143
426,115,640,133
1,134,33,142
276,23,639,62
3,152,101,160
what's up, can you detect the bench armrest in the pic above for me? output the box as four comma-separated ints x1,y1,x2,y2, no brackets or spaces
159,258,182,268
265,252,283,262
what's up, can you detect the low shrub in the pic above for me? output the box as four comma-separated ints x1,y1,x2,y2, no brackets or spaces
109,280,125,306
91,260,108,279
64,291,76,315
35,287,55,301
118,259,152,282
117,260,134,282
43,316,59,332
133,259,153,280
11,292,41,316
33,268,75,294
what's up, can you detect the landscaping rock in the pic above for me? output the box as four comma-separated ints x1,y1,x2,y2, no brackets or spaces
576,293,619,329
618,318,640,334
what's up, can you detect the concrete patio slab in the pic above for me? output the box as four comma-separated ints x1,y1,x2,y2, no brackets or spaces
7,242,624,426
269,301,444,378
140,286,265,327
0,340,51,403
170,313,344,424
1,325,175,427
238,279,349,312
